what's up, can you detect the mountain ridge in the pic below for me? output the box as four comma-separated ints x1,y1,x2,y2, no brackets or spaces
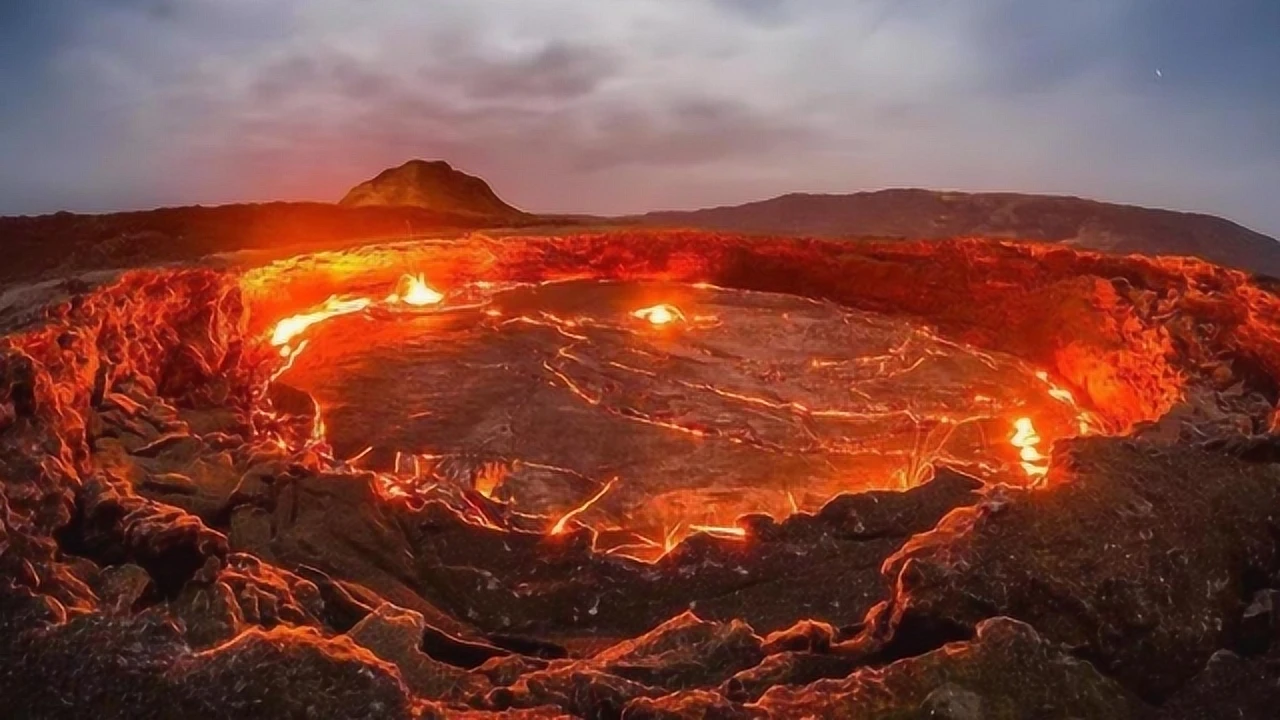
3,162,1278,283
633,188,1280,276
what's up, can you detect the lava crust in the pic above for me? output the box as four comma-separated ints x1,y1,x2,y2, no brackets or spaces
281,277,1082,553
3,230,1280,719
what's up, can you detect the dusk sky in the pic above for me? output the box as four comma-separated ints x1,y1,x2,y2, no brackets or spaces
2,1,1278,235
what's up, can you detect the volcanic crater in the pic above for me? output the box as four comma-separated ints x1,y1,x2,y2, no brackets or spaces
280,274,1087,556
5,230,1280,718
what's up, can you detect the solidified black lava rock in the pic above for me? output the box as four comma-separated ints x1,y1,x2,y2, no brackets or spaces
1161,648,1280,719
870,437,1280,701
754,617,1149,718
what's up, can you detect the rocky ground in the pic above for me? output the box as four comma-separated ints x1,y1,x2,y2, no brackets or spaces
3,231,1280,718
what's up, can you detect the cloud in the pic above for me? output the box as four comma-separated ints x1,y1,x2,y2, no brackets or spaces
0,0,1276,234
456,43,620,101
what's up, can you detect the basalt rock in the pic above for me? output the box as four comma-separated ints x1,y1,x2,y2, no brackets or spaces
622,689,761,720
396,468,982,642
869,437,1280,701
174,627,417,720
1161,648,1280,719
93,562,155,613
754,618,1149,719
346,602,491,700
478,612,766,717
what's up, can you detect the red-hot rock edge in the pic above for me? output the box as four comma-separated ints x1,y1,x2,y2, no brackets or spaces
241,230,1280,430
2,231,1280,718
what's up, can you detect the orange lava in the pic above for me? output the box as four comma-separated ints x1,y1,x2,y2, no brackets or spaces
270,295,371,360
687,524,749,539
388,273,444,307
551,477,618,535
263,269,1096,560
632,303,684,325
1010,417,1049,479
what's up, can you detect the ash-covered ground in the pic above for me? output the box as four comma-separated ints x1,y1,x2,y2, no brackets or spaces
3,231,1280,719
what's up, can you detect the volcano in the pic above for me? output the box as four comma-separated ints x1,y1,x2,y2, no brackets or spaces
3,170,1280,719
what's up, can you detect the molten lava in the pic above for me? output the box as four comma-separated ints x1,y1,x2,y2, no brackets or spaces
1036,370,1101,435
389,273,444,307
267,273,444,368
1011,417,1049,479
270,295,372,361
688,524,749,539
551,477,618,535
264,272,1097,560
632,303,684,325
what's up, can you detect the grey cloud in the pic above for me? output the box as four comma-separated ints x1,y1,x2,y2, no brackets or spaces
198,62,806,205
177,18,804,202
250,56,322,103
569,98,807,172
461,43,620,101
251,39,618,107
710,0,796,25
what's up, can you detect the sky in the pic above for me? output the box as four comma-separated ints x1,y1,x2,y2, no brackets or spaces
1,0,1278,235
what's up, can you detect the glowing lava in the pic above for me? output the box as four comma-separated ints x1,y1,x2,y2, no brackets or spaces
474,461,506,499
270,295,372,360
268,274,444,367
632,304,684,325
263,274,1100,560
1036,370,1101,435
688,524,748,540
389,273,444,307
551,477,618,535
1011,417,1049,479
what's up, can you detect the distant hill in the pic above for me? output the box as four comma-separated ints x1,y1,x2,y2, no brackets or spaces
636,189,1280,276
0,202,548,284
0,159,548,284
5,163,1279,285
340,160,527,220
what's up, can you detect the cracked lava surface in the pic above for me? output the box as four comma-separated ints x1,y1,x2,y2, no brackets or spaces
281,278,1086,554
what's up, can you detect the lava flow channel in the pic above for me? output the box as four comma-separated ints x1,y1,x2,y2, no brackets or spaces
264,274,1090,558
